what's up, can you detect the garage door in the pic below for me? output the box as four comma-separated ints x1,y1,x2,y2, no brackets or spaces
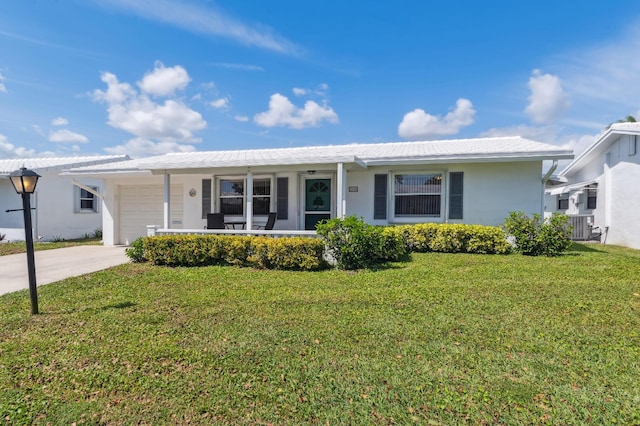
118,184,183,245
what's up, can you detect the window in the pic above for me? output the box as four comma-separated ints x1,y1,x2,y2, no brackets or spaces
394,173,442,217
557,196,569,210
75,186,98,213
219,178,272,216
587,189,597,210
630,135,638,156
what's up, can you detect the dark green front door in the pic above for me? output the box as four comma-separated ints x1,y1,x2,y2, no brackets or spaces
304,178,331,230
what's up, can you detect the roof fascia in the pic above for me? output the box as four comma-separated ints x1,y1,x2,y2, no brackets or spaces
561,126,640,176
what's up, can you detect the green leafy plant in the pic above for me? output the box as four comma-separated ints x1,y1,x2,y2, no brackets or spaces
125,237,147,263
316,216,399,270
141,235,326,271
504,211,573,256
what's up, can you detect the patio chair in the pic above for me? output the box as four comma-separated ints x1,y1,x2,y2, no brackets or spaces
205,213,225,229
255,212,277,230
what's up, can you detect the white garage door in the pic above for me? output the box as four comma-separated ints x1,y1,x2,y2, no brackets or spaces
118,184,183,245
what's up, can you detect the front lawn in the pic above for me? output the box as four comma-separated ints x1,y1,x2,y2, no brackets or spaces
0,238,102,256
1,244,639,424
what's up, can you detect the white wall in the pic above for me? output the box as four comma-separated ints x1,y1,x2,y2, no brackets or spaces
348,161,543,226
99,160,547,245
1,174,104,241
602,135,640,248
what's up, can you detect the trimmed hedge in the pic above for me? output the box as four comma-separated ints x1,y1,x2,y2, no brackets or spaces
390,223,510,255
141,235,326,271
316,216,509,269
126,219,511,271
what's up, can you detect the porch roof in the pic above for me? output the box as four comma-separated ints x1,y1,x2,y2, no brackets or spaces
547,179,598,195
62,136,572,176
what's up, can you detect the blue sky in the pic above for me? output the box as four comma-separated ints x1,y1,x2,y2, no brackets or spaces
1,1,640,159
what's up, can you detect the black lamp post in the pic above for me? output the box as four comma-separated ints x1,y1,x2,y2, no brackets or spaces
9,167,41,315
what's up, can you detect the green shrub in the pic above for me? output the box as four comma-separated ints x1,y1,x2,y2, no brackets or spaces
141,235,326,271
125,237,147,263
247,237,326,271
316,216,391,270
504,211,573,256
406,223,439,252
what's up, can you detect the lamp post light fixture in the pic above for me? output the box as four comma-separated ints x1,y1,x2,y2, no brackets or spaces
9,167,41,315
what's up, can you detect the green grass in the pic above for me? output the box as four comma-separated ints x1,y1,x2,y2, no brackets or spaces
1,243,639,424
0,238,102,256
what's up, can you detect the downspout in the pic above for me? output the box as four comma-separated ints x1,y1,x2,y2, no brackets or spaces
541,160,558,216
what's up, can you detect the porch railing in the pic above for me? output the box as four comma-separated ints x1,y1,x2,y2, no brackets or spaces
150,226,319,238
567,215,595,241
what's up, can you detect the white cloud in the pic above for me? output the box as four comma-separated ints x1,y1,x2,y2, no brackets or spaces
210,97,230,109
92,68,207,143
94,0,300,55
191,93,202,101
254,93,339,129
104,137,197,158
138,61,190,97
480,123,596,163
0,72,6,93
32,125,45,136
234,115,249,122
0,134,36,157
480,124,563,142
49,129,89,143
211,62,264,72
292,84,329,97
525,70,570,124
51,117,69,126
201,82,216,90
398,98,476,139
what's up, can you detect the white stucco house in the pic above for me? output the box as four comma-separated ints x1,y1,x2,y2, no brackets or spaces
545,123,640,249
63,137,572,246
0,155,129,241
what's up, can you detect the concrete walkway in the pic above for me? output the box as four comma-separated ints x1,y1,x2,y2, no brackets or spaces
0,245,129,296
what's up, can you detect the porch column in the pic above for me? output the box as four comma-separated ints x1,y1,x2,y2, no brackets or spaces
337,162,347,218
163,173,170,229
246,170,253,230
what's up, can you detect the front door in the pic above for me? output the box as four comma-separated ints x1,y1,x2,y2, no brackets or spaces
304,178,331,230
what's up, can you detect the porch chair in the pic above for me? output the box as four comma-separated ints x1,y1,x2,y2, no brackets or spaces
255,212,277,230
205,213,225,229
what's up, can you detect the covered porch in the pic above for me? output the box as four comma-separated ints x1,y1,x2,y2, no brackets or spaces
97,156,366,245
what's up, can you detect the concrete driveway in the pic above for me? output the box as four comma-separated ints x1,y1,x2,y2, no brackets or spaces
0,245,129,296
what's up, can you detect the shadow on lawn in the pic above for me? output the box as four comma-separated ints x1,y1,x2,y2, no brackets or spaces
567,242,604,254
97,301,137,311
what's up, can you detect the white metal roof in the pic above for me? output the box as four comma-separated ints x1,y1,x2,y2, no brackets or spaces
0,155,129,176
63,137,572,175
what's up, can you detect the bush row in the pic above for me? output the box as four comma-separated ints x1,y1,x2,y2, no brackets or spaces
126,213,571,270
134,234,326,271
316,216,510,270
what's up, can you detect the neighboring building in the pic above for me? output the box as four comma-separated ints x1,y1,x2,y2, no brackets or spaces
63,137,572,246
0,155,129,241
546,123,640,249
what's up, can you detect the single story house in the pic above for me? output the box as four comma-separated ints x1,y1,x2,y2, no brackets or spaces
0,155,129,241
546,123,640,249
63,137,573,246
